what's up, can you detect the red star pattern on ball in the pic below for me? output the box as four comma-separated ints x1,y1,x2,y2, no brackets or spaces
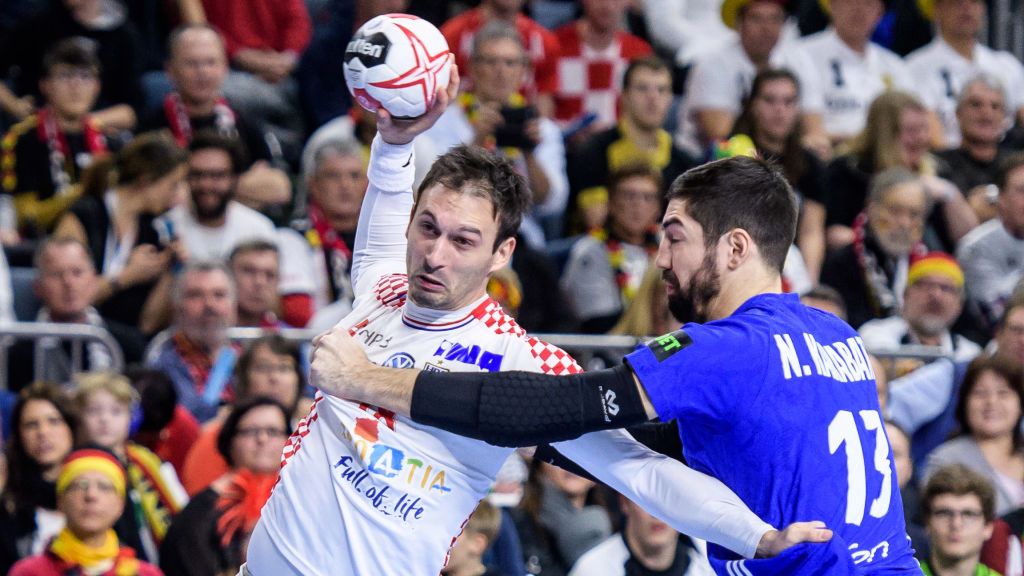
370,21,450,114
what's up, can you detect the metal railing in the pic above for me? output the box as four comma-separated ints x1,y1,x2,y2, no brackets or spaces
0,322,126,390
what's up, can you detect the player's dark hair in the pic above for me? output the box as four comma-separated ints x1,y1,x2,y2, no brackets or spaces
42,37,101,77
189,129,249,176
921,463,997,522
666,155,797,273
234,335,306,416
954,354,1024,451
996,153,1024,193
622,56,670,91
415,145,531,251
217,396,290,467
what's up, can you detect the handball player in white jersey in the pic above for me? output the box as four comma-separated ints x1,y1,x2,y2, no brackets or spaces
247,64,830,575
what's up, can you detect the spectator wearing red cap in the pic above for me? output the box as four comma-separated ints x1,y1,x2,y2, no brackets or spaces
8,449,163,576
860,251,982,364
675,0,829,159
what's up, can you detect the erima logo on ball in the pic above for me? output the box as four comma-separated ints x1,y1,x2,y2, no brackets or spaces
344,33,391,66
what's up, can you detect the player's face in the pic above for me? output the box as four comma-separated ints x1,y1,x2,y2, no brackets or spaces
406,185,515,311
231,250,279,319
188,148,236,221
903,274,962,337
926,493,992,563
623,68,673,131
965,370,1021,440
957,83,1005,146
831,0,884,43
308,153,367,229
40,64,100,121
751,78,800,143
230,405,290,474
36,243,98,320
737,3,785,61
867,182,927,257
169,28,228,105
656,199,722,323
81,390,131,451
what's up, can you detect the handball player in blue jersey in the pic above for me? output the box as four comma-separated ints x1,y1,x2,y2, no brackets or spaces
313,156,922,574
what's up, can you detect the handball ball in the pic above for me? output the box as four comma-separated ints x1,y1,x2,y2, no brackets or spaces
343,14,453,119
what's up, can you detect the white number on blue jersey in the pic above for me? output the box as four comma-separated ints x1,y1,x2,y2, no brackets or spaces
828,409,892,526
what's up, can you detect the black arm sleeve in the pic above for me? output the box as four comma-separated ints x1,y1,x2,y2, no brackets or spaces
409,363,648,447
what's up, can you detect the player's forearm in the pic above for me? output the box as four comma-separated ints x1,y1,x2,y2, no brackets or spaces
320,361,418,414
408,364,651,446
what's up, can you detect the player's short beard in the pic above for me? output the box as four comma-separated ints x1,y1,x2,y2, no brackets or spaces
665,249,721,324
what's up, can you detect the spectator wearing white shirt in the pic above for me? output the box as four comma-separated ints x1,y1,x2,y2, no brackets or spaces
166,131,277,263
642,0,733,66
799,0,912,144
905,0,1024,149
675,0,828,158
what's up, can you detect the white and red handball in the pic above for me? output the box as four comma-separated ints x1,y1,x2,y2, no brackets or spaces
343,14,453,118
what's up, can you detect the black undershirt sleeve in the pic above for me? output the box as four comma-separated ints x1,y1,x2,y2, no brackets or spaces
409,363,649,447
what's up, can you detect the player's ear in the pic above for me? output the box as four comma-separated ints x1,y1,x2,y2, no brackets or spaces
725,228,753,270
489,236,516,274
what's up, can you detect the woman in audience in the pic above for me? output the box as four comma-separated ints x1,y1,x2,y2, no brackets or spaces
160,397,290,576
730,69,827,283
0,382,76,573
73,371,188,562
53,130,189,334
923,354,1024,516
181,335,306,495
825,90,977,253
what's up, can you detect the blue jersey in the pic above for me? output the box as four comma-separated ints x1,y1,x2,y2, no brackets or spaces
625,293,921,575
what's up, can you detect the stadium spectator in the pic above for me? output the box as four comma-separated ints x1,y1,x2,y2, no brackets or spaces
141,24,292,216
160,397,289,576
885,421,929,558
567,56,694,235
441,0,560,116
148,262,238,423
641,0,733,67
561,165,661,333
7,449,162,576
228,240,283,329
443,500,507,576
936,75,1012,223
730,69,827,281
570,493,714,576
4,238,145,391
859,251,982,363
165,131,277,262
922,355,1024,516
799,284,848,321
674,0,827,158
550,0,652,134
609,258,677,338
798,0,913,143
54,131,188,335
1,40,108,238
957,154,1024,328
824,90,977,253
821,168,929,328
72,372,187,563
0,383,77,574
277,138,367,328
425,22,567,247
918,463,1001,575
181,335,306,496
126,367,200,479
888,302,1024,471
0,0,142,132
905,0,1024,149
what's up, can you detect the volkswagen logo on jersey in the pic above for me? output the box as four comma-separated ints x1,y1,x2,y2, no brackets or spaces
384,352,416,368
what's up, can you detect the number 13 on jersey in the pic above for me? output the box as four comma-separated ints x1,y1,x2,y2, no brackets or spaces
828,409,893,526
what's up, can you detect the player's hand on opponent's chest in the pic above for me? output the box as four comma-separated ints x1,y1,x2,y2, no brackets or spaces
310,327,418,416
755,520,834,558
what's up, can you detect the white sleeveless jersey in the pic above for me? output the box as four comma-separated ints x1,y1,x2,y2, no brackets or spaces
248,135,771,576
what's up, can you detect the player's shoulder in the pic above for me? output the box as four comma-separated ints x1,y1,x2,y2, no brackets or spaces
470,299,582,375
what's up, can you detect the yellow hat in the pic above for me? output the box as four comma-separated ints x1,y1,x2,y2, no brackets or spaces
907,251,964,288
721,0,788,29
56,449,126,498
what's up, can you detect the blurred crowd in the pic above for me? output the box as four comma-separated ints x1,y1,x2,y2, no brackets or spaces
1,0,1024,574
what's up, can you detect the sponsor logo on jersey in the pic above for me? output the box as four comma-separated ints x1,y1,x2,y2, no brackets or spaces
423,362,449,373
357,328,392,349
384,352,416,368
648,330,693,362
432,340,504,371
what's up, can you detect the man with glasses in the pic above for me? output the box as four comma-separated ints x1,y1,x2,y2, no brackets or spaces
919,463,1001,575
165,130,277,263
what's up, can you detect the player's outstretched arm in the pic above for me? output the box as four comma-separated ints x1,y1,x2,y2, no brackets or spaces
311,327,653,444
349,60,460,298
